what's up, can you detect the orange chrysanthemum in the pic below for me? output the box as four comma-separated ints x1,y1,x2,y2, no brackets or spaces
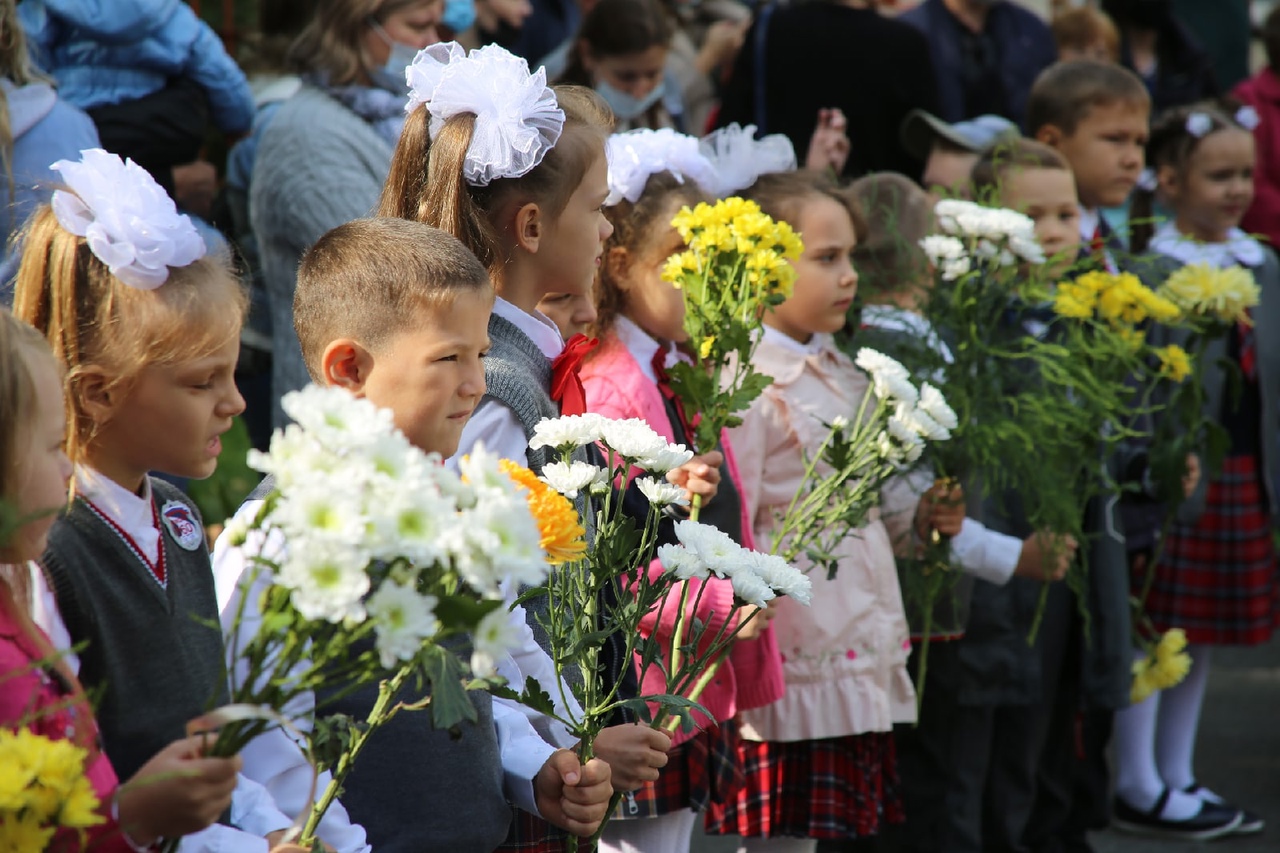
499,460,587,564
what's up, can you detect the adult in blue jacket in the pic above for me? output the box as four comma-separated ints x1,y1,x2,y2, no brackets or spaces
900,0,1056,129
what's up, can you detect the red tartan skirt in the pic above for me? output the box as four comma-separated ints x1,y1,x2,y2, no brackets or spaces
496,808,571,853
705,732,905,840
1137,455,1279,645
613,719,743,821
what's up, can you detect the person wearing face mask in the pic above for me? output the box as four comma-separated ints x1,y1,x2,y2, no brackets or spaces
1101,0,1218,115
248,0,442,428
557,0,685,132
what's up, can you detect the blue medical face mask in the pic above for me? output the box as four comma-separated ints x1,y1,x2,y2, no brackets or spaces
595,78,663,121
368,19,421,93
443,0,476,34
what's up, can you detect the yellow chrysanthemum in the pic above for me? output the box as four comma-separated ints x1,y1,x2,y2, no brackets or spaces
1155,344,1192,383
0,813,56,852
0,728,102,834
1053,290,1095,320
1130,655,1159,704
1158,262,1261,324
699,336,715,359
499,460,586,565
1149,628,1192,689
1116,326,1146,351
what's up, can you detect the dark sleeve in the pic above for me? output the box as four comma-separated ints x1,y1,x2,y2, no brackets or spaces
884,28,940,179
714,12,761,130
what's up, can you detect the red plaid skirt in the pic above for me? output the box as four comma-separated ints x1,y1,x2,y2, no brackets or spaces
496,809,571,853
613,719,744,820
705,732,905,840
1138,455,1279,645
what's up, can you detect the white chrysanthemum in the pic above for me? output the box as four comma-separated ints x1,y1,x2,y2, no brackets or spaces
855,348,909,382
875,430,904,464
471,608,521,679
368,583,440,668
918,383,958,431
731,569,776,609
458,493,549,591
902,439,924,465
1007,234,1045,264
540,460,608,498
940,256,972,282
894,401,950,442
830,415,850,431
636,443,695,474
369,487,454,566
456,442,515,497
529,413,606,452
278,541,370,624
674,520,743,579
873,372,919,406
282,385,396,448
658,543,708,581
919,235,966,264
361,428,420,483
271,483,368,544
748,551,813,605
636,477,690,507
887,413,918,445
599,417,669,462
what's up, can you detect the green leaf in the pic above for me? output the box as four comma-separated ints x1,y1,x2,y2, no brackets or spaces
420,645,480,730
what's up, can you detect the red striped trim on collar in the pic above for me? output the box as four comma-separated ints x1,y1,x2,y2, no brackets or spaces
78,496,167,588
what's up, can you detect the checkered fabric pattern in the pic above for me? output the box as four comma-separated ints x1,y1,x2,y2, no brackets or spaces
495,808,571,853
705,732,905,840
613,720,744,820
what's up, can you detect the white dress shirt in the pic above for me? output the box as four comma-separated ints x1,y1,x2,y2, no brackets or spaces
34,469,297,853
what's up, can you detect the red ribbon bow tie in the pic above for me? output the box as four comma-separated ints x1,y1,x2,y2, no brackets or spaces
550,333,599,416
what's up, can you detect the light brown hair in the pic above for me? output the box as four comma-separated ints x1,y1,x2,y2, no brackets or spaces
847,173,933,301
0,308,58,554
970,137,1072,200
742,171,869,245
288,0,436,85
1026,59,1149,138
593,171,707,337
1051,8,1120,62
11,206,246,465
378,84,613,278
0,0,49,201
294,217,493,381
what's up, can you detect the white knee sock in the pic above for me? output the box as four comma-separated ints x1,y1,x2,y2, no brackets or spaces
737,837,819,853
1112,650,1200,820
598,810,699,853
1155,644,1213,793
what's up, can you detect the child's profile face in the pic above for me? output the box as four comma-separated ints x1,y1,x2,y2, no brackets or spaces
5,353,72,562
766,195,859,343
620,220,688,343
1047,100,1148,209
539,152,613,300
1002,167,1082,278
923,145,980,199
537,288,598,340
359,290,491,459
1161,128,1256,244
93,333,244,489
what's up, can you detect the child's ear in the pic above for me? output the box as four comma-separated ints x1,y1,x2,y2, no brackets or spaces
605,246,631,288
74,365,120,428
1034,124,1064,149
513,202,543,254
321,339,376,394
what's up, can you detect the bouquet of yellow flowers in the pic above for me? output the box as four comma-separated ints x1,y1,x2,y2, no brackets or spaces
0,728,103,851
660,197,803,519
1130,627,1192,704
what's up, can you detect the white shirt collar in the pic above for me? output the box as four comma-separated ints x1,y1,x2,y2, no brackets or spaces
614,315,666,383
1150,221,1266,269
1078,207,1100,242
763,325,827,356
75,465,161,564
492,296,564,359
859,305,953,364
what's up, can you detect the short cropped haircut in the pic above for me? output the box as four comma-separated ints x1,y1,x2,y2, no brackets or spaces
1051,8,1120,62
848,173,933,300
1026,59,1150,137
970,138,1072,200
294,218,492,382
742,171,869,245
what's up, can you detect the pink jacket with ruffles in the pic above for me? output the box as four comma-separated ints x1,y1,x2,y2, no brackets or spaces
580,329,785,746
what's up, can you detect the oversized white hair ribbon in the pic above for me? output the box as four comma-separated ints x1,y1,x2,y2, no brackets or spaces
698,123,798,197
605,128,719,206
405,41,565,187
50,148,206,290
1236,105,1261,131
1185,112,1213,138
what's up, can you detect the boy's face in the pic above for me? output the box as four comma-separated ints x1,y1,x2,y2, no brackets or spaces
1002,167,1082,278
1040,101,1148,209
358,290,492,459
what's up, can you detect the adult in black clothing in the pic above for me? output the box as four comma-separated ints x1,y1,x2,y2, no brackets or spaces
715,0,939,180
1102,0,1218,114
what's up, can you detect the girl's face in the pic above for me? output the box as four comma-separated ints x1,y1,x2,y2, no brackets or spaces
617,217,688,343
88,333,245,492
7,354,72,562
1001,166,1082,278
537,288,599,339
539,151,613,299
767,195,859,344
1162,128,1256,243
583,45,668,101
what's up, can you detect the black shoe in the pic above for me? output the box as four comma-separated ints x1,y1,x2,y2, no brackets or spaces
1112,788,1243,841
1185,783,1265,835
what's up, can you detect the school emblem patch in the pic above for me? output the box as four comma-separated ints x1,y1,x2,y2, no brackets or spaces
160,500,203,551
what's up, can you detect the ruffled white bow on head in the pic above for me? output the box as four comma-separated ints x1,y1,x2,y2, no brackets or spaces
605,128,718,206
699,123,797,197
50,148,206,291
405,41,565,187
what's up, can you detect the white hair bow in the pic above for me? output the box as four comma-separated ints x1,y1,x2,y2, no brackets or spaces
405,41,565,187
50,148,206,290
605,128,719,206
698,123,797,197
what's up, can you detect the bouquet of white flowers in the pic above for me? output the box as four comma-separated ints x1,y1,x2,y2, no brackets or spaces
215,386,550,847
